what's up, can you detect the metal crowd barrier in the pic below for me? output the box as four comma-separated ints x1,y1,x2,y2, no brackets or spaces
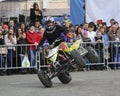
81,41,120,70
106,41,120,70
0,44,37,70
80,42,106,70
0,41,120,72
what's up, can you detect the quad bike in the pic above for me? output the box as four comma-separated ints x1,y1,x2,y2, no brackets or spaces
37,39,99,88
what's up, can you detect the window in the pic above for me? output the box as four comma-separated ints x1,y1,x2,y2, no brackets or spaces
50,0,65,2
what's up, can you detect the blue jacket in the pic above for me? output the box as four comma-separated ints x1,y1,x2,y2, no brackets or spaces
102,32,109,47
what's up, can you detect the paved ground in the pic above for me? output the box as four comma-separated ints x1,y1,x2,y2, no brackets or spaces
0,70,120,96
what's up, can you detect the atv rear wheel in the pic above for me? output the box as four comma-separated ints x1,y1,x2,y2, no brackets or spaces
85,46,99,63
70,50,86,68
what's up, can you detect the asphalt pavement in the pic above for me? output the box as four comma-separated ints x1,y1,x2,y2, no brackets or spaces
0,70,120,96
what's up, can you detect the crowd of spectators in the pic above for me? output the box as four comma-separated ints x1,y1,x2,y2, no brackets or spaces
0,2,120,75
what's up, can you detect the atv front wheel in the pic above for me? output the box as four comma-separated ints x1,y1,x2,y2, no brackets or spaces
37,70,53,88
57,70,72,84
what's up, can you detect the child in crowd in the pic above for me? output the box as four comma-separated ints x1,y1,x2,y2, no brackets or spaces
65,29,76,43
94,31,103,62
82,30,91,43
62,14,71,26
94,31,104,70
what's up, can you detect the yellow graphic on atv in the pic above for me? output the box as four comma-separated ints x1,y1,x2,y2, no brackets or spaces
59,39,82,53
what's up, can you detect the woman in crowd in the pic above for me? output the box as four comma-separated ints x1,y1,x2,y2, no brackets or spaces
4,29,17,75
30,3,43,25
76,26,83,39
20,23,27,33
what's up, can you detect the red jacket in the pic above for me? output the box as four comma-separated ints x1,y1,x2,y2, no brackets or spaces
26,30,42,50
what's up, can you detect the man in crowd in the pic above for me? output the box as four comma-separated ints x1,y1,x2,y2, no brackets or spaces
26,24,42,73
107,24,120,69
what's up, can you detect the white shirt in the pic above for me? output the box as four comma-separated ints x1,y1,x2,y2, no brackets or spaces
4,34,17,50
87,31,96,42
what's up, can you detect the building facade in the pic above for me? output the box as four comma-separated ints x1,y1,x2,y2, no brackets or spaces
0,0,70,17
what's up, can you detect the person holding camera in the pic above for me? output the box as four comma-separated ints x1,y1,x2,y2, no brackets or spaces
4,29,17,75
30,3,43,25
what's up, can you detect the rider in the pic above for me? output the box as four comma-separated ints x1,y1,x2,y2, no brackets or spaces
39,16,64,46
38,16,64,67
